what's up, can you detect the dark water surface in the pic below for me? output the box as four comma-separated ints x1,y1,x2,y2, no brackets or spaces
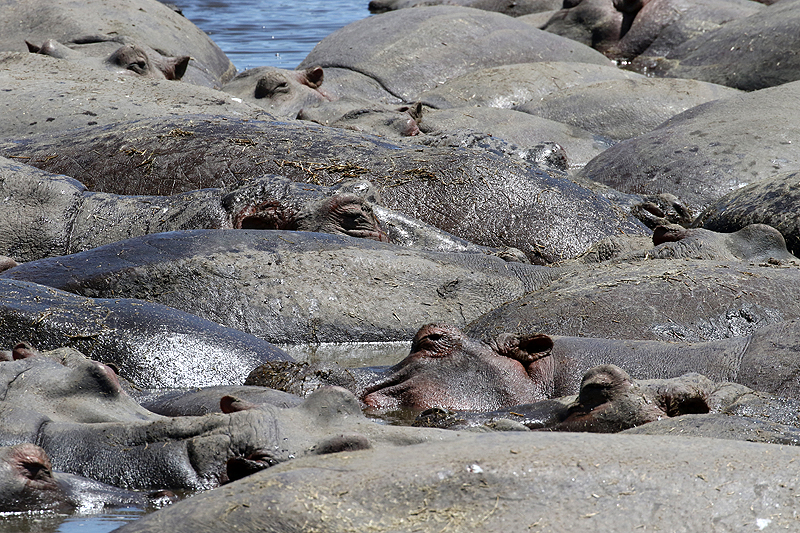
3,3,375,532
174,0,371,71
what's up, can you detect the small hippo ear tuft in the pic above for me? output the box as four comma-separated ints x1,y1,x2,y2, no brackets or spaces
303,66,324,88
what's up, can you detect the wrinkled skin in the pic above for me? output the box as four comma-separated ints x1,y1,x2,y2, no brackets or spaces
297,6,612,101
576,80,800,215
0,230,562,344
26,38,190,81
0,443,173,513
0,160,387,262
0,115,648,263
0,0,235,85
0,278,292,389
114,431,800,533
222,66,333,118
694,170,800,257
250,319,800,411
645,0,800,90
0,349,456,490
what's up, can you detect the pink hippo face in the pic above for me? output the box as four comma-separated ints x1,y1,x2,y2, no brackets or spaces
222,66,333,118
361,324,555,412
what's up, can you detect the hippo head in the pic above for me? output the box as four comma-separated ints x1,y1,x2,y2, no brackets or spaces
105,44,189,80
26,39,189,80
361,324,555,412
556,365,712,433
0,344,153,424
222,66,333,118
0,443,67,512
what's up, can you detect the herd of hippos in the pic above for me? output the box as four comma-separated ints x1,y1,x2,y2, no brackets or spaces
2,0,800,530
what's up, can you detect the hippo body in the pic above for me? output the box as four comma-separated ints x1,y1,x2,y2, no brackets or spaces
643,0,800,90
0,230,564,344
0,115,648,263
0,0,235,85
467,258,800,344
297,6,613,102
693,170,800,257
114,431,800,533
367,0,562,16
516,77,741,141
415,61,643,111
576,80,800,215
0,279,292,389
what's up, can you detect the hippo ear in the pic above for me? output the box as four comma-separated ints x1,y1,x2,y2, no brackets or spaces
220,395,257,413
159,55,190,81
25,40,41,53
517,334,554,358
301,66,324,89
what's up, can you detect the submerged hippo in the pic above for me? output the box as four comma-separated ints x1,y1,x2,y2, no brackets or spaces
248,319,800,411
222,66,333,118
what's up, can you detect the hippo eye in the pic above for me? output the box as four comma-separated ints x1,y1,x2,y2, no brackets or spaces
128,61,148,75
255,80,289,99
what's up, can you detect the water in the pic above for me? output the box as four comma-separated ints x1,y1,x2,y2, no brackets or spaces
1,3,374,532
173,0,372,71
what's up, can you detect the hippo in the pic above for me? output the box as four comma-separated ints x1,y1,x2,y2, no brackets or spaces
575,79,800,215
0,278,292,389
516,76,741,141
468,255,800,344
415,61,643,111
297,6,613,102
248,318,800,411
605,0,762,72
26,37,190,82
0,443,174,513
114,430,800,532
0,349,457,490
222,66,334,119
0,114,649,263
0,159,387,262
367,0,563,16
297,97,423,138
0,53,269,138
627,0,800,90
541,0,623,53
0,229,565,344
0,0,236,86
693,170,800,257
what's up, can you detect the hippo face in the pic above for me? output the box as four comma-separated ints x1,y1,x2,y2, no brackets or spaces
0,346,154,424
222,66,333,118
361,324,555,412
27,39,189,80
